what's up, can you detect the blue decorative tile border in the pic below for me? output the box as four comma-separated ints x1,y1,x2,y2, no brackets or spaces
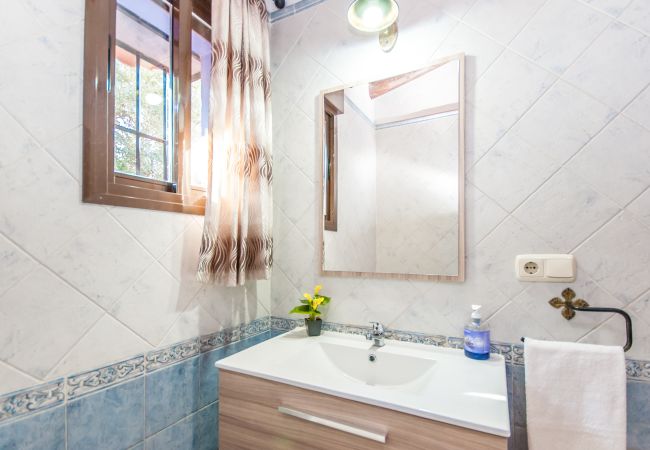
2,314,648,425
146,338,201,372
67,355,145,399
270,316,650,381
0,379,64,423
269,0,326,22
0,317,271,424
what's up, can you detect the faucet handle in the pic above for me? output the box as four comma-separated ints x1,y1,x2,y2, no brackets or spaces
369,321,384,335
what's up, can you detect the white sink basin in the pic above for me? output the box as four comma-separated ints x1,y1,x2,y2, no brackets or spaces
319,341,436,387
216,328,511,437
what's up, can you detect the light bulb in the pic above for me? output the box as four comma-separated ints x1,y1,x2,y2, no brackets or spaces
362,5,383,28
347,0,399,33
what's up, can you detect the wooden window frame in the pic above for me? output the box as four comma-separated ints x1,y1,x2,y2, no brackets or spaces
323,99,339,232
82,0,206,215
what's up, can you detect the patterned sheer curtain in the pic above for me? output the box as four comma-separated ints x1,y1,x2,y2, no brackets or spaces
197,0,273,286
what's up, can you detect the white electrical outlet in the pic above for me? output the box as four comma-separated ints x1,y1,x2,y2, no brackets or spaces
515,254,575,282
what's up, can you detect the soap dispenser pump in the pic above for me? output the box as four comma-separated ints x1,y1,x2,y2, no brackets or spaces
464,305,490,360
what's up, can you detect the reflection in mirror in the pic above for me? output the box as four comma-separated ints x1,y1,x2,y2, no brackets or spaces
320,54,465,280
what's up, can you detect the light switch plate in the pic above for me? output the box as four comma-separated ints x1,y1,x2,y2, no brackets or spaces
515,254,575,282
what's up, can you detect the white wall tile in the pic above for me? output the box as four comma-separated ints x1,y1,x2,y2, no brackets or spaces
623,85,650,131
270,267,302,317
270,7,316,73
619,0,650,34
511,0,611,74
464,103,508,168
463,0,547,44
48,314,153,378
0,235,36,297
110,263,201,346
0,137,103,259
0,2,47,47
295,201,317,244
627,188,650,228
272,46,321,106
275,107,316,177
0,24,83,146
158,221,204,283
44,212,154,310
158,300,222,347
465,183,508,249
44,125,82,181
432,23,505,85
275,222,316,289
567,115,650,206
428,0,478,19
469,131,562,212
583,0,634,17
514,168,620,252
273,153,315,223
20,0,85,29
0,362,39,394
469,51,556,130
111,207,192,259
564,22,650,111
295,68,342,120
575,212,650,304
292,5,349,67
511,81,616,164
346,279,421,326
485,301,554,343
628,292,650,324
0,268,103,378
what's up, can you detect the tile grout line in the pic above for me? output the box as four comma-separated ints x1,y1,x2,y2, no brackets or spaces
0,360,40,387
0,102,82,185
43,313,110,382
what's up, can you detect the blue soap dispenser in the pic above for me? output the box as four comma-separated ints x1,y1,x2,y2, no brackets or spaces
464,305,490,360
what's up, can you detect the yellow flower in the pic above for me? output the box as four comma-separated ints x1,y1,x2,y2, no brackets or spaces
312,297,324,309
314,284,323,295
303,293,312,301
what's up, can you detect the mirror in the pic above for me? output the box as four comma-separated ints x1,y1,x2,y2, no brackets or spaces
319,54,465,281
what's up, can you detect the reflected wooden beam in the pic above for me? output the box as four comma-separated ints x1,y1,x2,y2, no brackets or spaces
368,59,449,99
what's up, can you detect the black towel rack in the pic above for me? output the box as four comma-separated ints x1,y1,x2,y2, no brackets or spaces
521,288,633,352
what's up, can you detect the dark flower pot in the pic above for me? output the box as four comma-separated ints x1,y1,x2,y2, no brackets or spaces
305,318,322,336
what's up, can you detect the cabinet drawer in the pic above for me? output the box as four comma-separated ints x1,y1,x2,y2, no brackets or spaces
219,370,507,450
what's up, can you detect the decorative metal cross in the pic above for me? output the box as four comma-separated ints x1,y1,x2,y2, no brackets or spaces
548,288,590,320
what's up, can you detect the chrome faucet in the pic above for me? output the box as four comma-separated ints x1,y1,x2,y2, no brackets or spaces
366,322,386,348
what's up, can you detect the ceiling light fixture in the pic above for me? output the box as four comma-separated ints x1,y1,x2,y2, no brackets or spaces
347,0,399,33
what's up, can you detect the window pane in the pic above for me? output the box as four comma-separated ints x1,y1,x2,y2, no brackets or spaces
140,59,165,139
190,17,211,189
114,47,136,130
140,137,165,180
115,0,172,182
115,129,137,174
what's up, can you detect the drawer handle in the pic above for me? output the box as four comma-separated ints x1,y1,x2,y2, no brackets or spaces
277,406,387,443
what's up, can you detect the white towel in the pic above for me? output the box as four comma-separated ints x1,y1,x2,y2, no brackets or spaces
524,338,626,450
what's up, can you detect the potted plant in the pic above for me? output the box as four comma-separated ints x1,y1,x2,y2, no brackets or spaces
289,284,330,336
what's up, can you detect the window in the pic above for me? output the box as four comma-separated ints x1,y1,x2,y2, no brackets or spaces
82,0,210,214
323,98,339,232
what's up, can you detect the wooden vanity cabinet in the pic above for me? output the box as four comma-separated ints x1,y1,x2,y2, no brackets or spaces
219,370,507,450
